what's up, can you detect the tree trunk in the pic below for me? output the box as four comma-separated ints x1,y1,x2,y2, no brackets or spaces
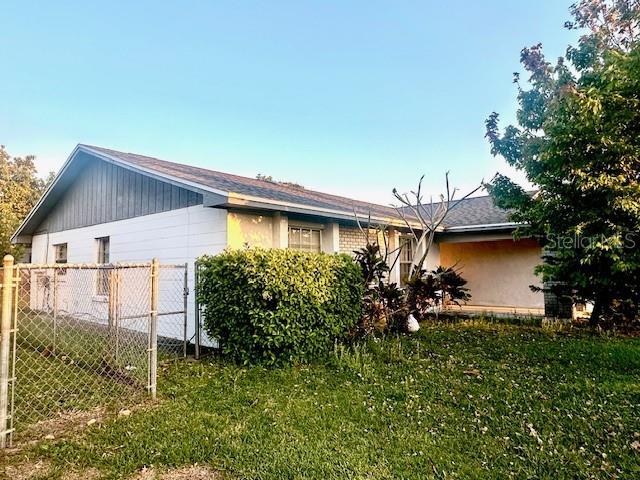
590,295,611,327
589,300,601,327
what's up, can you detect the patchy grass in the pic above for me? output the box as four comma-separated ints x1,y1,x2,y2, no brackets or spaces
12,348,136,428
12,311,148,428
13,311,181,428
4,322,640,479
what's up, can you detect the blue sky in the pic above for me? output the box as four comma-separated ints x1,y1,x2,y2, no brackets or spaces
1,1,578,205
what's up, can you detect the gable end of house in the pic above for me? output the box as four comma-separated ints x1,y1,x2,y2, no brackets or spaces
12,148,208,243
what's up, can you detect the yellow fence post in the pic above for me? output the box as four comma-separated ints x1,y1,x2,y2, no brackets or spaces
148,258,159,400
0,255,15,448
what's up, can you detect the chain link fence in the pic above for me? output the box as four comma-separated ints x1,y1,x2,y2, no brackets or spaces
157,265,189,357
0,257,188,447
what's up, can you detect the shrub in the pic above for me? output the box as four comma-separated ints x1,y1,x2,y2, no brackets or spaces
197,249,363,365
406,265,471,320
352,241,472,332
353,244,406,334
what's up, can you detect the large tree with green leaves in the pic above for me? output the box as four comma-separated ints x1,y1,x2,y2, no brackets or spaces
0,145,50,259
485,0,640,326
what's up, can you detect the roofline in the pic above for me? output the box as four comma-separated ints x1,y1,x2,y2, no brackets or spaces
12,144,519,242
87,145,423,227
80,145,422,226
80,145,228,197
12,144,419,242
11,144,82,243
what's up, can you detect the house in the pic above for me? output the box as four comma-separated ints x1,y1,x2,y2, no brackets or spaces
11,144,545,341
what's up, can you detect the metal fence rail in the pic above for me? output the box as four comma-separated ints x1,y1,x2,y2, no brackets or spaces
0,256,189,448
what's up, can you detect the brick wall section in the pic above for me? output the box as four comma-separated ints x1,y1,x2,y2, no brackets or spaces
338,226,385,255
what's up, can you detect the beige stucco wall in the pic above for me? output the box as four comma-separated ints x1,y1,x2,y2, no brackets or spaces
439,238,543,309
227,211,341,253
227,212,274,249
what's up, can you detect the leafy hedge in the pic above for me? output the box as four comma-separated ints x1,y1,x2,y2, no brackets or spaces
197,249,363,365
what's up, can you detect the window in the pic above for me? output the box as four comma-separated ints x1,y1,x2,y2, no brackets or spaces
54,243,67,263
96,237,110,296
399,236,414,285
288,227,321,252
97,237,110,264
54,243,67,275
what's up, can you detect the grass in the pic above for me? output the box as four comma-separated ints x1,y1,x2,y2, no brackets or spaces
5,322,640,479
13,350,141,427
12,311,149,426
12,310,179,427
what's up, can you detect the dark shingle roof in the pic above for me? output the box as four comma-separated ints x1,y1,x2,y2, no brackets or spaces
82,145,401,221
81,145,516,230
435,195,513,228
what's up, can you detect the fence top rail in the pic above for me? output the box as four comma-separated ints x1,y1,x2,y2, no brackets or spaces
16,262,152,270
15,262,187,270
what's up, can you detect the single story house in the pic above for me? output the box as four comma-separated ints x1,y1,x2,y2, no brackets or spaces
12,144,546,341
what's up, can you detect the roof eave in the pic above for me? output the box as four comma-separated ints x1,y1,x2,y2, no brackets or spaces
442,222,521,233
225,193,417,228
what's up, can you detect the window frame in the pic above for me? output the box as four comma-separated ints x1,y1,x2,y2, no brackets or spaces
398,235,415,286
53,243,68,264
287,226,323,253
53,243,68,276
95,237,110,297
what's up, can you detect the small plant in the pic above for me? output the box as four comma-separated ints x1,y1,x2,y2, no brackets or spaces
353,242,470,332
353,244,406,334
353,243,388,286
406,265,471,320
352,169,479,334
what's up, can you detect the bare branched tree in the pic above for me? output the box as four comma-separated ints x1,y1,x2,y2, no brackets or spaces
392,172,483,278
349,174,481,333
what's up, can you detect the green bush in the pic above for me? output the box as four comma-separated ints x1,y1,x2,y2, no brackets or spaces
197,249,363,365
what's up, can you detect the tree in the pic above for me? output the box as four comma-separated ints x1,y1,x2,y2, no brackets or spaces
256,173,305,189
351,174,479,334
392,173,482,275
485,0,640,325
0,146,50,258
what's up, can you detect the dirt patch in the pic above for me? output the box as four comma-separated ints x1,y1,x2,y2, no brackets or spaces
10,398,161,451
1,459,51,480
1,459,100,480
132,465,221,479
60,467,101,480
11,407,106,448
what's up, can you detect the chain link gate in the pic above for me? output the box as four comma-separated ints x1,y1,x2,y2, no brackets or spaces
0,256,189,448
193,259,216,359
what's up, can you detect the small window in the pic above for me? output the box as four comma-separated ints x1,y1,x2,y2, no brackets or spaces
54,243,67,264
96,237,110,296
288,227,321,252
97,237,110,264
54,243,68,275
399,236,415,285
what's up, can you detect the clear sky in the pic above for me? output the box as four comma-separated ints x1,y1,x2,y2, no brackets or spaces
1,1,579,205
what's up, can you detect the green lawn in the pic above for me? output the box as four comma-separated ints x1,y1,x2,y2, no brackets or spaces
13,311,150,427
5,322,640,479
